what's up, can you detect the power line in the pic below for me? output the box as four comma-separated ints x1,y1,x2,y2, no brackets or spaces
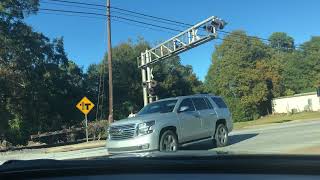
43,0,270,42
38,11,105,20
41,1,105,11
111,10,189,28
42,0,298,46
111,15,183,32
44,0,192,27
38,7,315,51
110,6,192,27
39,11,180,35
44,0,105,7
39,8,184,32
42,1,190,29
109,6,274,43
112,19,177,35
36,8,288,48
39,8,106,17
218,30,270,43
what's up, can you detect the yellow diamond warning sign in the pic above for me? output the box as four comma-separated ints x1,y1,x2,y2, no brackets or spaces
76,97,95,115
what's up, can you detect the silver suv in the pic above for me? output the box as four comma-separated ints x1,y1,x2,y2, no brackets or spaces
106,94,232,153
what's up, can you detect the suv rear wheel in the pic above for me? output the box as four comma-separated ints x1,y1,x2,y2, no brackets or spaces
214,123,228,147
159,130,178,152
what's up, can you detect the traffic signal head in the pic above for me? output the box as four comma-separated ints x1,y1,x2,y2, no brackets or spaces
150,80,157,88
204,25,215,33
148,87,155,96
142,82,148,88
212,18,226,30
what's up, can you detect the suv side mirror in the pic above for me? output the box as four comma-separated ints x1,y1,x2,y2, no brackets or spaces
178,106,189,113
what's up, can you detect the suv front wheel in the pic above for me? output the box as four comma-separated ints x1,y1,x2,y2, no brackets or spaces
159,130,178,152
215,123,228,147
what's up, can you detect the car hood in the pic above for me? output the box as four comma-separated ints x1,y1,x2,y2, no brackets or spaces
110,112,176,126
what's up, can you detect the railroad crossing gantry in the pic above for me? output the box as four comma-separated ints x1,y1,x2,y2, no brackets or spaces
138,16,226,106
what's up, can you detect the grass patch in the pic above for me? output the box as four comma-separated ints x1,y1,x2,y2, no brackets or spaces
234,111,320,130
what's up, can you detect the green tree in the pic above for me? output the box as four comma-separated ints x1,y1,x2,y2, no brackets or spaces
153,57,201,98
205,31,274,121
0,0,39,20
300,36,320,89
280,37,320,94
0,1,87,144
269,32,294,51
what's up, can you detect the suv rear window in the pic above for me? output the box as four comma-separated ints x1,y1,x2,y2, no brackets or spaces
211,97,227,108
192,98,209,110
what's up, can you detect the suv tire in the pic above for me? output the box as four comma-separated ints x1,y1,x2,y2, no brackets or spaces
159,130,178,152
214,123,228,147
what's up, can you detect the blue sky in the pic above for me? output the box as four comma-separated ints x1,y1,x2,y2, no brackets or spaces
26,0,320,81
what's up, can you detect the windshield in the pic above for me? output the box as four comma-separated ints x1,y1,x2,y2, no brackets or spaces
137,100,177,115
1,0,320,166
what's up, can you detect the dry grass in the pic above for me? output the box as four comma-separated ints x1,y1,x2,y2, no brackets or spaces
45,140,106,153
234,111,320,130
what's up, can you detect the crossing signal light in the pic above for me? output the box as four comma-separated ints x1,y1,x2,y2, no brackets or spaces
204,25,215,33
150,80,157,88
142,82,148,88
148,87,156,96
212,18,226,30
148,80,158,96
203,18,227,33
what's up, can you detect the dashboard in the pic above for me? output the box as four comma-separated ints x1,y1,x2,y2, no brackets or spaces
1,154,320,179
43,174,319,180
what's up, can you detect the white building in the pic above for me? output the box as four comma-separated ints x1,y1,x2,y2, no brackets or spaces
272,92,320,114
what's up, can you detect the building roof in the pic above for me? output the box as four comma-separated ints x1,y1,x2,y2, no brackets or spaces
273,91,317,100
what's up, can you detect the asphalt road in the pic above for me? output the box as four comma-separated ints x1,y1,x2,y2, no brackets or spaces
184,119,320,154
1,119,320,164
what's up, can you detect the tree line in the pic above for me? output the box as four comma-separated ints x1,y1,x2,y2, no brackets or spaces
0,0,202,144
205,31,320,121
1,0,319,145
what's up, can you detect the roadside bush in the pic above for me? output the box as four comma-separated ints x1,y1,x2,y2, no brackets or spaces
88,120,109,140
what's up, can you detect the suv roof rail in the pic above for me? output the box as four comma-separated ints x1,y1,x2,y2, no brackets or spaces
194,93,215,96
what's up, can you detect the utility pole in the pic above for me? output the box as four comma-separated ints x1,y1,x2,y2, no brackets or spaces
107,0,113,123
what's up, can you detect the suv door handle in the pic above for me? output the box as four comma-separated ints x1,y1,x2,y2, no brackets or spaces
209,112,216,115
192,113,200,118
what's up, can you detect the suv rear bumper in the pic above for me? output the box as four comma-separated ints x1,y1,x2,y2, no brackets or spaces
106,132,159,154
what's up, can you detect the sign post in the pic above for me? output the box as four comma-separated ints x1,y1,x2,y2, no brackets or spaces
85,114,88,142
76,97,95,142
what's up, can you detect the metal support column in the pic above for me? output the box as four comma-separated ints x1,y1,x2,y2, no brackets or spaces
146,50,153,103
141,53,148,106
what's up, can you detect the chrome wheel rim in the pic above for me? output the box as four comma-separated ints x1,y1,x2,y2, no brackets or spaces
217,126,227,145
162,134,177,151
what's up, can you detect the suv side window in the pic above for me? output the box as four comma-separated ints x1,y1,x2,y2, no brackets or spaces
192,98,209,110
211,97,227,108
178,98,195,112
204,98,213,109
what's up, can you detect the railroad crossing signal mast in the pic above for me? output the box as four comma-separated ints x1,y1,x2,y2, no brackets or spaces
138,16,226,106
